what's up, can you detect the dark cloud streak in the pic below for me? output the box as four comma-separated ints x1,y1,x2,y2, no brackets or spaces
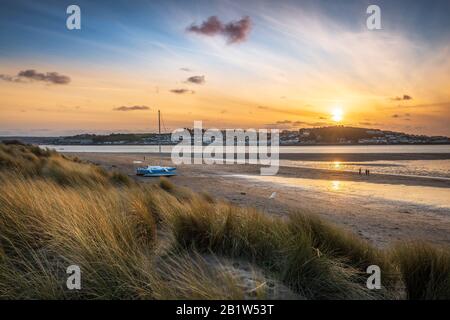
0,69,71,85
186,75,205,84
391,94,413,101
113,105,150,111
392,113,412,119
170,89,195,94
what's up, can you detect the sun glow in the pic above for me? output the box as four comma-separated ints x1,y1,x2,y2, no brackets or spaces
331,180,341,191
333,161,341,169
331,107,344,122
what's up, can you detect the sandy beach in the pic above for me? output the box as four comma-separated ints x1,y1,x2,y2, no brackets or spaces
66,152,450,248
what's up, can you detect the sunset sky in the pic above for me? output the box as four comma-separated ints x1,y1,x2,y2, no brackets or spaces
1,0,449,136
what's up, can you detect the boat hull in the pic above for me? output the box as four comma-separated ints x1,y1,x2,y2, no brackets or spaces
143,172,176,177
136,166,177,177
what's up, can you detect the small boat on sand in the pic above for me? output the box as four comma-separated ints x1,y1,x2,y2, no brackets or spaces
136,165,177,177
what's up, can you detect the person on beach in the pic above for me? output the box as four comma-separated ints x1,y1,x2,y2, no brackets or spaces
359,168,362,175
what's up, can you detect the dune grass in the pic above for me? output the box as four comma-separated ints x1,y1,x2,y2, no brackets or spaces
165,197,396,299
0,173,245,299
0,142,129,187
0,142,449,299
393,242,450,300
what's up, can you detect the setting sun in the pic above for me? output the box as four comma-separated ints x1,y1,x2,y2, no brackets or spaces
331,107,344,122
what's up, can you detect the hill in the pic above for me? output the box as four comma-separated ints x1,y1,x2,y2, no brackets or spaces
294,126,450,145
2,126,449,146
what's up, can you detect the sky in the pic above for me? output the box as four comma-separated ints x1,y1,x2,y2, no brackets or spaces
0,0,449,136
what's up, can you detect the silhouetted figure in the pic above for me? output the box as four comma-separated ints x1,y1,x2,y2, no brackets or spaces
359,168,362,175
367,169,370,176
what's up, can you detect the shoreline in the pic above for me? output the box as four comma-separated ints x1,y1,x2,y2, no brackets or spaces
68,152,450,188
66,152,450,248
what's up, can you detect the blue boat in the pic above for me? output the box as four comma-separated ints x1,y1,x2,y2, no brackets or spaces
136,165,177,177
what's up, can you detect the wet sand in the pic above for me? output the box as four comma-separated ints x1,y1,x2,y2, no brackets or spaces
67,152,450,248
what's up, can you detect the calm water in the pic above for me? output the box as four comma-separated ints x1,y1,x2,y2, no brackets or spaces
231,174,450,209
282,159,450,179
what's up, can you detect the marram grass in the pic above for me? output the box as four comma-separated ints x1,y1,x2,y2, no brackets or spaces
0,142,449,299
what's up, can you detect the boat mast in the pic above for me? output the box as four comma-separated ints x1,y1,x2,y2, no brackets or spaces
158,110,161,164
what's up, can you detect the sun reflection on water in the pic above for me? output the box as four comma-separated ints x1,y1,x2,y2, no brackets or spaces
331,180,341,190
332,161,342,169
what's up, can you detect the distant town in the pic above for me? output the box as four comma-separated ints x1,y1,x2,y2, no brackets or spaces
2,126,450,146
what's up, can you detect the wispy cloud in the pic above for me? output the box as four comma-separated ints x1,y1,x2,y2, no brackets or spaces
359,121,381,126
257,105,320,118
113,105,150,111
265,119,327,128
392,113,412,120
